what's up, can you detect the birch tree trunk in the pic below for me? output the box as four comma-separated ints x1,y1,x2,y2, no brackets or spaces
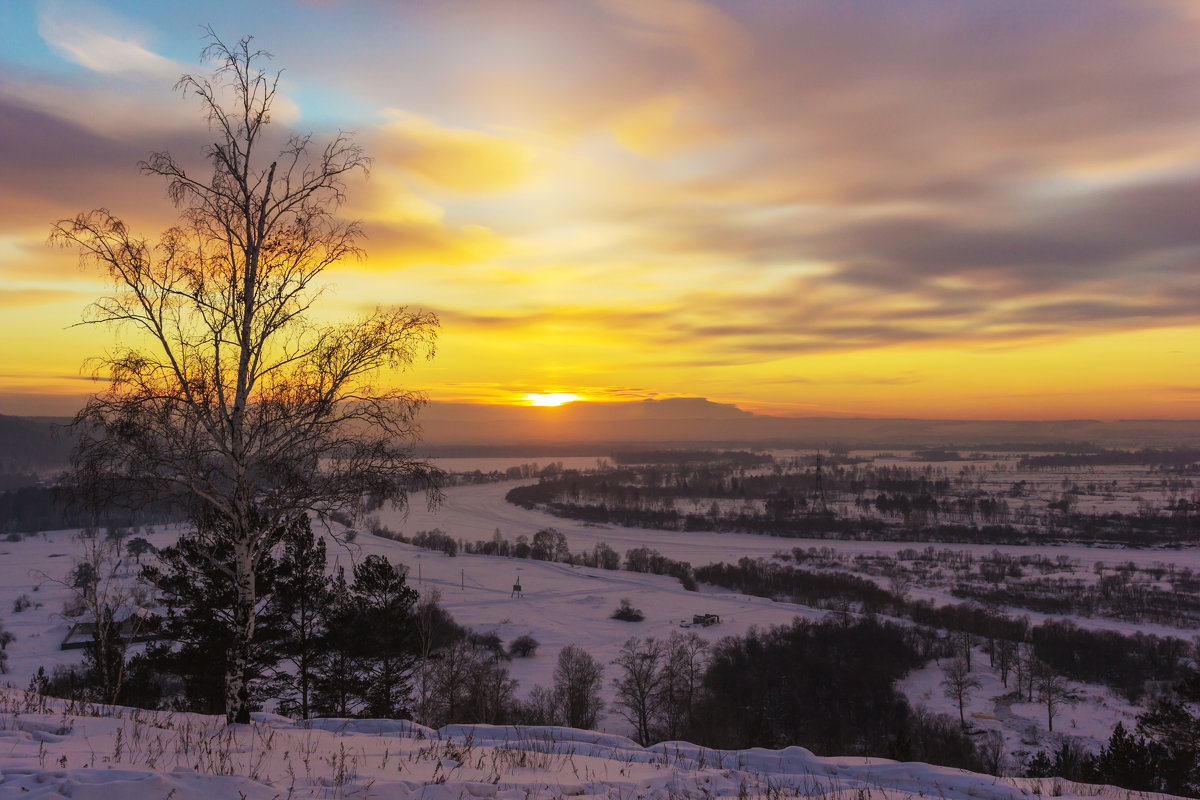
225,539,257,723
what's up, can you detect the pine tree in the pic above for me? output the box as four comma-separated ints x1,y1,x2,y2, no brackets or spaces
140,512,289,715
1026,750,1054,778
0,619,13,675
1136,687,1200,796
349,555,419,718
311,568,366,717
267,518,330,719
1097,722,1161,792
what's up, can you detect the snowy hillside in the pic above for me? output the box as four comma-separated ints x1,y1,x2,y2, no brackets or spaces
0,692,1180,800
0,479,1185,770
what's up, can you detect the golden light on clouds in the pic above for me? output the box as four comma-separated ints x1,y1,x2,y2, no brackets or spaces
376,111,538,193
4,1,1200,420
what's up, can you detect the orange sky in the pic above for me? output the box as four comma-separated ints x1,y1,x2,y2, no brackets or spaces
3,1,1200,420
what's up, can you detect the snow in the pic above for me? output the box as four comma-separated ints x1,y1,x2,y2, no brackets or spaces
1,476,1192,784
898,649,1140,760
0,525,184,686
0,692,1185,800
347,536,817,704
380,481,1200,573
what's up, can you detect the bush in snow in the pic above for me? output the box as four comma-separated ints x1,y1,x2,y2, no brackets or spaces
611,598,645,622
509,634,539,658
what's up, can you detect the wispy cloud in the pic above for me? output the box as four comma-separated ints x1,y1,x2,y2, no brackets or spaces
37,1,177,77
0,288,86,308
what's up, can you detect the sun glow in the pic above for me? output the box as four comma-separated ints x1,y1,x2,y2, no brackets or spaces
524,392,582,407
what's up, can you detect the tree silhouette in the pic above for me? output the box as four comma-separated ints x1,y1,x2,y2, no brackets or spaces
611,636,663,745
941,655,981,727
1035,662,1077,733
553,645,604,729
347,555,419,719
52,32,441,723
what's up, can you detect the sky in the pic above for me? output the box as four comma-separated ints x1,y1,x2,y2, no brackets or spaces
3,0,1200,420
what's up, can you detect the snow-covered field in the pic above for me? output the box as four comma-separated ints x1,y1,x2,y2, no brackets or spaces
380,481,1200,572
0,521,812,717
2,473,1197,781
899,655,1141,764
0,692,1183,800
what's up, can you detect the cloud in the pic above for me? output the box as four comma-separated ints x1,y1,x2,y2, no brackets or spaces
429,305,676,333
609,93,717,157
373,112,538,192
360,218,509,270
9,0,1200,417
0,289,86,308
37,1,177,77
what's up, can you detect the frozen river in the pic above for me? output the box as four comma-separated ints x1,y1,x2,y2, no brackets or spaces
380,480,1200,573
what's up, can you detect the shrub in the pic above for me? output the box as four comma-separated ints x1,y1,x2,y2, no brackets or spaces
469,631,506,657
509,634,539,658
611,598,645,622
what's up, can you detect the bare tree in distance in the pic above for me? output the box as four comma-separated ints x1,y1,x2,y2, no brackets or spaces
51,32,442,723
553,645,604,730
37,529,147,704
941,655,981,728
612,636,664,746
659,631,708,741
1035,661,1078,733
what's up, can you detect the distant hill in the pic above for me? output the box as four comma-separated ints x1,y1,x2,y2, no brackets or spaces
416,399,1200,450
7,402,1200,469
0,414,74,474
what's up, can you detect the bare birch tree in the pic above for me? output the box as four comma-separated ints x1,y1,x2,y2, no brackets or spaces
941,655,981,728
658,631,708,741
612,636,664,745
51,32,441,723
1035,661,1078,733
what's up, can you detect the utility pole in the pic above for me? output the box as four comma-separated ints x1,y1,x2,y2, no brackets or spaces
813,451,828,514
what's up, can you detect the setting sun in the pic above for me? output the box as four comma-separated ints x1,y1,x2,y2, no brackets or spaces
524,392,582,407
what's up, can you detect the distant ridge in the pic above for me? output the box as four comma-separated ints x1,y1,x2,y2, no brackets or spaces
6,403,1200,471
416,400,1200,449
0,414,74,473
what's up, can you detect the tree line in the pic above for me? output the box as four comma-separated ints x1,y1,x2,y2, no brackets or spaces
393,524,1193,702
506,467,1200,545
694,557,1193,701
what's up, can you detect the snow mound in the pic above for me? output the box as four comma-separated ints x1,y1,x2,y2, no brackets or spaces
0,692,1185,800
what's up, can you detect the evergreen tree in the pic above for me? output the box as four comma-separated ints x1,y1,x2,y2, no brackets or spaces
311,568,366,717
348,555,419,718
125,537,155,565
1096,722,1161,792
140,511,289,715
267,518,330,719
1026,750,1054,778
1135,677,1200,796
0,619,12,675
